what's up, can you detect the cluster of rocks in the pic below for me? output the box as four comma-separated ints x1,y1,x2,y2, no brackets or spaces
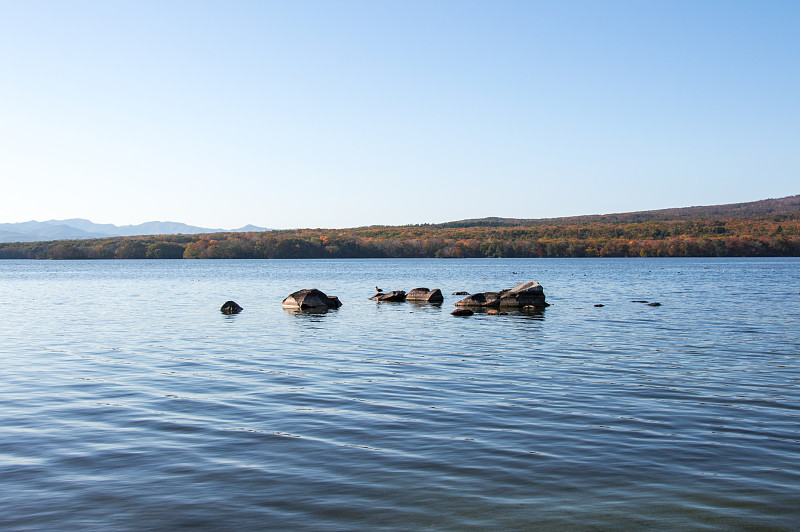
370,288,444,303
452,281,549,310
221,281,551,318
224,283,666,318
632,300,661,306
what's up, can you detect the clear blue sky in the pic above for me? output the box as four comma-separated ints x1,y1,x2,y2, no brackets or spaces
1,0,798,229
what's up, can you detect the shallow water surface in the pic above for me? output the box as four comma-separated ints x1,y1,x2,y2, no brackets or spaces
1,258,799,530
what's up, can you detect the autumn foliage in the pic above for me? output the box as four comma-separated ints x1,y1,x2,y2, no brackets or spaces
1,210,798,259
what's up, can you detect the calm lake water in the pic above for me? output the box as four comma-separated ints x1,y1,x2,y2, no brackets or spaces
1,258,799,530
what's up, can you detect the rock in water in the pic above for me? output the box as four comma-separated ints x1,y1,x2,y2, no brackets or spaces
453,292,502,307
370,290,407,302
406,288,444,303
455,281,548,309
220,301,243,314
498,281,548,308
282,289,342,310
451,308,474,316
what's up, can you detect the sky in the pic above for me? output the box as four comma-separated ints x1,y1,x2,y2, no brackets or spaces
1,0,798,229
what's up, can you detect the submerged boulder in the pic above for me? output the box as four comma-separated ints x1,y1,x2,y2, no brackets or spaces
451,308,474,316
220,300,243,314
406,288,444,303
282,289,342,310
455,281,548,309
370,290,406,302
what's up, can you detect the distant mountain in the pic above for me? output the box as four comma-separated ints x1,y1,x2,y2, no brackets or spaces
437,194,800,228
0,218,269,242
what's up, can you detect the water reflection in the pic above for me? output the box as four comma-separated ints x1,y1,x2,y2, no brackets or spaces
520,307,547,320
283,307,339,324
457,307,547,320
407,301,443,312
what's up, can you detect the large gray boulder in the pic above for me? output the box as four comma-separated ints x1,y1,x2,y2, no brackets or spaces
282,289,342,310
406,288,444,303
498,281,548,308
455,281,548,309
370,290,406,302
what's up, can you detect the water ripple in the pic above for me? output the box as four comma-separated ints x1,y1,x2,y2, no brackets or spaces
1,258,799,530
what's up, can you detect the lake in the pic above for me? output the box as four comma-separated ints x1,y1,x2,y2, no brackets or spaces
1,258,799,530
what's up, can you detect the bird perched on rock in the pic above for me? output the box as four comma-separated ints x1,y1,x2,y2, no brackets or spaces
375,286,383,293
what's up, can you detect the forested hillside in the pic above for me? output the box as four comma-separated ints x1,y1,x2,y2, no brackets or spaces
441,194,800,227
2,195,799,259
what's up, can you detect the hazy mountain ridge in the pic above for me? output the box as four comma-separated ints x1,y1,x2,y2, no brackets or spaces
436,195,800,228
0,219,268,243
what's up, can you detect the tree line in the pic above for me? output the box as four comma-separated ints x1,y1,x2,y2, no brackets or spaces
1,214,798,259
